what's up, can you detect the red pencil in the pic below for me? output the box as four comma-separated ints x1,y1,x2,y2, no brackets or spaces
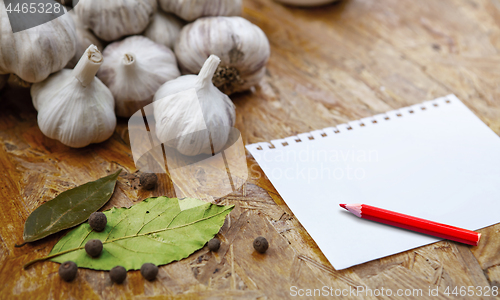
340,204,481,246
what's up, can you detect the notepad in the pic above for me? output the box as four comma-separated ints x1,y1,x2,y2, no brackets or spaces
246,94,500,270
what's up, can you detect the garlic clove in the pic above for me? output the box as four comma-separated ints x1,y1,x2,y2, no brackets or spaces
274,0,340,6
97,36,181,118
0,1,77,83
31,45,116,148
153,55,236,156
158,0,242,22
75,0,157,42
175,16,270,95
143,11,184,50
66,9,103,69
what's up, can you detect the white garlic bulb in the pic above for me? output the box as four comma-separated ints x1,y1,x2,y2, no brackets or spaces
31,45,116,148
143,11,184,49
175,17,270,95
66,9,103,68
74,0,157,42
274,0,339,6
97,36,181,118
154,55,235,156
0,1,76,83
0,74,7,91
158,0,242,22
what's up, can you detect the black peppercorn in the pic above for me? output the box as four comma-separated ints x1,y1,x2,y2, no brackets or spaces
85,239,103,257
58,261,78,282
89,212,107,232
140,173,158,190
110,266,127,284
253,236,269,253
140,263,158,281
207,238,220,252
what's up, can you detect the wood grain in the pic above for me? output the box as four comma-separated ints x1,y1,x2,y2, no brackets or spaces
1,0,500,299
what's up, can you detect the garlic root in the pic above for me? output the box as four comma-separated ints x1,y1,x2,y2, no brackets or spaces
175,17,270,95
7,74,32,89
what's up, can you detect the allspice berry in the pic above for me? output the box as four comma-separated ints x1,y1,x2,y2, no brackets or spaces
140,173,158,190
85,239,103,257
207,238,220,252
110,266,127,284
89,212,107,232
253,236,269,253
58,261,78,282
140,263,158,281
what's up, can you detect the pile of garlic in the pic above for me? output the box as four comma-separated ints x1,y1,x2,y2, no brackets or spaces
0,0,271,150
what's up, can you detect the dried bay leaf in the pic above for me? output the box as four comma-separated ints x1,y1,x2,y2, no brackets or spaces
22,169,122,243
24,197,234,270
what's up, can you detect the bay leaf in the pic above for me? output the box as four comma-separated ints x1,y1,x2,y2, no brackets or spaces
24,197,234,270
23,169,122,243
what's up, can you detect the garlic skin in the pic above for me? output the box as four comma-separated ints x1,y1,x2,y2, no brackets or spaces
158,0,242,22
97,36,180,118
31,45,116,148
153,55,236,156
66,9,103,68
274,0,339,6
143,11,184,49
0,1,76,83
175,17,270,95
75,0,157,42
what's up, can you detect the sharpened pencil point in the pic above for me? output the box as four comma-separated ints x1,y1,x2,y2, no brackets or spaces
340,204,347,209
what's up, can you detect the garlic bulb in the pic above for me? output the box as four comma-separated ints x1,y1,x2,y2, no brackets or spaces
97,36,181,118
66,9,103,68
74,0,157,42
0,74,7,91
0,1,76,83
175,17,270,95
158,0,242,22
31,45,116,148
143,11,184,49
274,0,339,6
154,55,236,156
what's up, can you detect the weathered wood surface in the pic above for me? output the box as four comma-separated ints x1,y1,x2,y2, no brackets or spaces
1,0,500,299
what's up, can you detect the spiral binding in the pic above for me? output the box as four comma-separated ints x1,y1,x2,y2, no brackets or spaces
246,94,458,151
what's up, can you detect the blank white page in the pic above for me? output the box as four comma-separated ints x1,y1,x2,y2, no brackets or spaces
246,94,500,270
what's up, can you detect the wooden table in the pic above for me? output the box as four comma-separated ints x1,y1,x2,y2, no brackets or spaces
2,0,500,299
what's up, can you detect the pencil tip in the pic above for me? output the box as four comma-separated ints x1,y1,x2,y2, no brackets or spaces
339,204,347,209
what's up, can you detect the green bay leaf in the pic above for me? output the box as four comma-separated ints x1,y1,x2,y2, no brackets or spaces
26,197,233,270
23,169,122,243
